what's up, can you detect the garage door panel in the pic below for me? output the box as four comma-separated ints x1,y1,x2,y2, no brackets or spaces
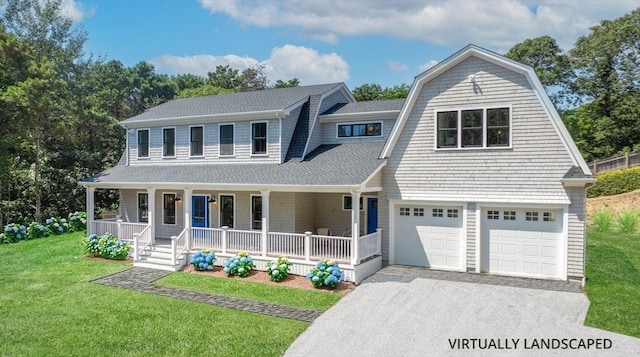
395,204,464,270
483,208,563,279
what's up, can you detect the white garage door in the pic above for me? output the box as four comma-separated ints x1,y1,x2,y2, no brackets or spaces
395,205,464,270
483,208,563,279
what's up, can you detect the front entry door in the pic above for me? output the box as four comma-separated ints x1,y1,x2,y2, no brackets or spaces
192,196,209,228
367,197,378,234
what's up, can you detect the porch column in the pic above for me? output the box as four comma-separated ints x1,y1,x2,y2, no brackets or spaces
183,188,192,249
86,186,95,235
261,190,270,257
147,188,156,244
351,191,361,266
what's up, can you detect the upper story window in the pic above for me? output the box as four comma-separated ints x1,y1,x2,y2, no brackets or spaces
163,128,175,157
190,126,203,157
137,129,149,158
338,122,382,138
252,122,267,155
219,124,234,156
436,107,510,149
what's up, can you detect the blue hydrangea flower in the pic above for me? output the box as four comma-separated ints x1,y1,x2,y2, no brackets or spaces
312,276,320,282
306,272,313,279
58,227,63,232
271,270,279,276
46,219,53,224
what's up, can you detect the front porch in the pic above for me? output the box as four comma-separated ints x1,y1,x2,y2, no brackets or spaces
89,219,381,283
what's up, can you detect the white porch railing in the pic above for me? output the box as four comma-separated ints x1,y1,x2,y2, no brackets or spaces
171,227,189,266
133,224,152,260
91,219,147,242
357,229,382,262
185,227,381,266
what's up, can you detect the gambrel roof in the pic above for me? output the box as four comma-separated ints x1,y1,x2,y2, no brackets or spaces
380,44,593,178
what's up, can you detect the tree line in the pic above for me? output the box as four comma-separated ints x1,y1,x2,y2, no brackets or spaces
1,0,638,225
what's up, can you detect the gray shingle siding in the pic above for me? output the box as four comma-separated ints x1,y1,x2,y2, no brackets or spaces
305,90,351,156
280,104,304,163
383,56,575,203
319,118,396,145
466,202,476,271
566,187,586,278
321,98,404,114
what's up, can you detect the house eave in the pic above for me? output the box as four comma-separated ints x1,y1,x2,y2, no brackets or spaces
319,110,400,122
561,178,597,187
120,109,286,128
82,181,364,193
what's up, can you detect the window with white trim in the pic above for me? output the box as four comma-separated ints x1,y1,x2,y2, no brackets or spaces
220,195,234,228
525,211,539,221
219,124,234,156
163,128,175,157
413,208,424,216
543,212,556,222
342,196,364,210
432,208,443,217
138,193,148,223
190,126,203,156
338,122,382,137
447,209,459,218
251,196,262,230
436,107,510,148
163,194,176,225
399,207,410,216
487,210,499,220
503,211,516,220
137,129,149,158
252,122,267,155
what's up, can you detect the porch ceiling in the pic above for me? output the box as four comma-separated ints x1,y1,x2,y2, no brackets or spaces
82,143,385,192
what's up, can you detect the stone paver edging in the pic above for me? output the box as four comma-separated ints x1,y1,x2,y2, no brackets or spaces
91,267,322,322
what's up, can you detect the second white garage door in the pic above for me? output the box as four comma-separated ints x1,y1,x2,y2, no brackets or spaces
395,205,464,270
482,208,564,279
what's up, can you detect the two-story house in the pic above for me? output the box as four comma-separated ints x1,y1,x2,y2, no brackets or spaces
83,45,594,284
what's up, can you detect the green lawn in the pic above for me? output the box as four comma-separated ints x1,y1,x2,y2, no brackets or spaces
157,273,341,311
584,229,640,337
0,233,325,356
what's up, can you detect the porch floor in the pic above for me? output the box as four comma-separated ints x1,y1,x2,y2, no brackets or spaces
91,267,323,322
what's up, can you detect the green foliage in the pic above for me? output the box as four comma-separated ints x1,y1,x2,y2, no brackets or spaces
45,216,69,235
587,166,640,197
67,211,87,232
266,256,293,282
83,232,130,260
1,223,27,243
617,211,639,234
223,251,256,277
190,250,216,271
26,221,50,239
83,234,101,256
274,78,299,88
352,83,409,101
591,210,614,232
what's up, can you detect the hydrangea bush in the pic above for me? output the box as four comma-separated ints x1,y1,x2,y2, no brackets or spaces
190,250,216,271
1,224,27,243
46,217,69,235
68,212,87,232
266,256,293,282
223,251,255,277
306,260,344,288
83,232,130,260
27,222,51,239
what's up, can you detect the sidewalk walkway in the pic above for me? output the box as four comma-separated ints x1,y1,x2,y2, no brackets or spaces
91,267,322,322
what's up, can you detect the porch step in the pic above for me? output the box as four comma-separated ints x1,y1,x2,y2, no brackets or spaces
134,244,187,272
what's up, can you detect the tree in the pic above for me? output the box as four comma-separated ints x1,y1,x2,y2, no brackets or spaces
274,78,299,88
207,65,241,90
505,36,573,107
352,83,409,101
239,65,268,91
381,84,410,99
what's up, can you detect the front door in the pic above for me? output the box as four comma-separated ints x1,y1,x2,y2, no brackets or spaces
192,196,209,228
367,197,378,234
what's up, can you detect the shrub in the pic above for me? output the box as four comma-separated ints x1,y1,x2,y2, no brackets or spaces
592,210,615,232
27,222,51,239
587,166,640,198
83,234,101,256
306,260,344,288
617,211,639,233
68,212,87,232
223,251,255,277
45,217,69,235
190,250,216,271
1,224,27,243
266,256,292,282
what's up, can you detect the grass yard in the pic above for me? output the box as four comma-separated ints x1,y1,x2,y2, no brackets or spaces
0,232,330,356
584,229,640,337
157,273,342,311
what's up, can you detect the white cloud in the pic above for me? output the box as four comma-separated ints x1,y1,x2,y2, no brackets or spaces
198,0,640,51
419,60,439,72
60,0,94,22
387,61,409,72
149,44,349,85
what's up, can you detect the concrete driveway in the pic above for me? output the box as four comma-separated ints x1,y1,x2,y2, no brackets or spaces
285,267,640,356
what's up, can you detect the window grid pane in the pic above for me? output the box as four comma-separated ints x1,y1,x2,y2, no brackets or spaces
252,196,262,230
432,208,443,217
437,111,458,148
190,127,203,156
138,193,148,223
413,208,424,216
525,211,539,221
220,125,234,156
503,211,516,220
252,123,267,154
163,128,175,157
399,207,410,216
137,130,149,158
487,108,510,147
461,109,483,147
447,209,459,218
163,194,176,224
487,210,499,220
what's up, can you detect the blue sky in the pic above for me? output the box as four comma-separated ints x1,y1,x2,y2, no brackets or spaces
65,0,640,89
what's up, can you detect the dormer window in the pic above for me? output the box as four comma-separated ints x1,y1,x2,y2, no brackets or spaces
163,128,175,157
137,129,149,158
338,122,382,138
436,107,510,149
